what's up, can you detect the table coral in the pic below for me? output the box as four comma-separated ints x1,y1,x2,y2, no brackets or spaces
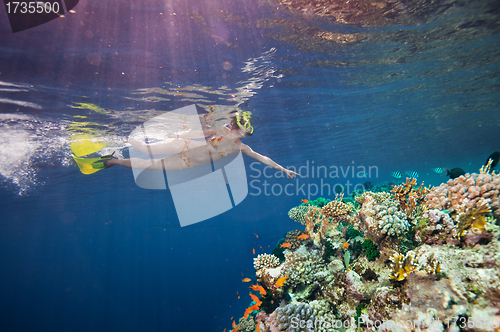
424,172,500,218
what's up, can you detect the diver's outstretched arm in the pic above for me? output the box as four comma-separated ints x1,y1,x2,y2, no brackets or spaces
240,144,299,179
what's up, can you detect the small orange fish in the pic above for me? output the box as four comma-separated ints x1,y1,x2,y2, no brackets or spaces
301,199,309,203
275,275,288,288
249,284,267,295
256,323,261,332
254,233,259,238
242,278,251,282
249,293,260,303
280,243,292,248
232,327,239,332
252,248,255,255
297,234,309,240
232,320,236,328
238,295,240,299
243,303,261,319
342,242,349,249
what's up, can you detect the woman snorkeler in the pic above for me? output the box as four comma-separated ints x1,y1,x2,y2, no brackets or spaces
91,110,299,179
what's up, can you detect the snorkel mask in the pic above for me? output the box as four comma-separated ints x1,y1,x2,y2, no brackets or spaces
236,111,253,135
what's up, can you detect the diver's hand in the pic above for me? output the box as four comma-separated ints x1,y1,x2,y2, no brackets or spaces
284,169,300,179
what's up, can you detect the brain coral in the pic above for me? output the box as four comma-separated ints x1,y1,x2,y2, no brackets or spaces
424,172,500,218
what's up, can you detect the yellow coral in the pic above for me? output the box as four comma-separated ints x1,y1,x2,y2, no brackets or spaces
456,203,492,239
423,254,441,275
480,158,493,174
389,252,419,281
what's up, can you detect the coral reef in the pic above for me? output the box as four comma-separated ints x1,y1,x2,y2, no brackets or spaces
254,254,281,270
228,187,500,332
425,172,500,218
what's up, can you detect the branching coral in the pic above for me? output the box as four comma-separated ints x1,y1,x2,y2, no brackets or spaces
390,178,431,218
424,172,500,218
303,207,331,244
254,254,281,270
421,253,441,275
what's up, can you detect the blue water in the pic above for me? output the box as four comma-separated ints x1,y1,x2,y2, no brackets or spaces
1,0,499,331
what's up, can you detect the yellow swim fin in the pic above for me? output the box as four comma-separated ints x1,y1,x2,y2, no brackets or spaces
70,134,106,157
72,155,104,175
